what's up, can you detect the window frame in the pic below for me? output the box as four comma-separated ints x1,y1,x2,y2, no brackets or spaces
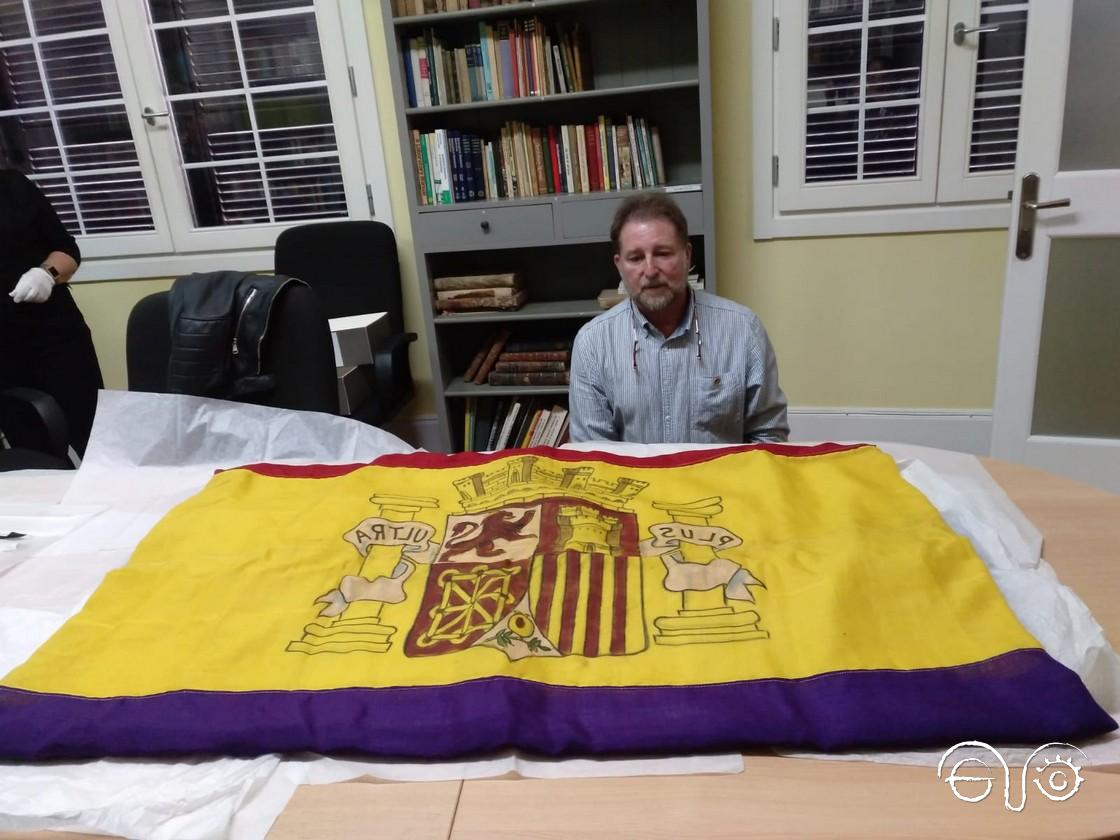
65,0,393,281
753,0,1014,240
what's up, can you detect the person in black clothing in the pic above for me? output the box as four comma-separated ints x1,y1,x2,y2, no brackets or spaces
1,168,103,457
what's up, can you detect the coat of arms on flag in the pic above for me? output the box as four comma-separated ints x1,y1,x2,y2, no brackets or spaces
288,454,769,661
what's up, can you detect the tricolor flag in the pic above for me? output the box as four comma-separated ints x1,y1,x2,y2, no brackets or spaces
0,444,1113,760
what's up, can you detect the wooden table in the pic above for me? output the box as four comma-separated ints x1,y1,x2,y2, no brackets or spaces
7,460,1120,839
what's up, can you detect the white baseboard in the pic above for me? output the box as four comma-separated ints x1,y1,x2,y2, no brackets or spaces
387,413,445,452
789,408,992,456
395,409,994,456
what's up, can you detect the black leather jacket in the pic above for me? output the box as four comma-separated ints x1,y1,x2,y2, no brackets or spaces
167,271,307,400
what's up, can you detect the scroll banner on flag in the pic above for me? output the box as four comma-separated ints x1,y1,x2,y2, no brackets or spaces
0,444,1113,760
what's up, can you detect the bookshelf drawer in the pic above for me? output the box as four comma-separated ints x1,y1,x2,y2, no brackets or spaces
557,191,705,240
416,204,555,252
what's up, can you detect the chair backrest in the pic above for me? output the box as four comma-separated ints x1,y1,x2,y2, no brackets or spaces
274,220,405,334
0,387,73,470
126,284,339,414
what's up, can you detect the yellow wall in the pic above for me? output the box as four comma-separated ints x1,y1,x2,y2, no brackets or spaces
71,278,173,391
74,0,1007,412
710,0,1007,409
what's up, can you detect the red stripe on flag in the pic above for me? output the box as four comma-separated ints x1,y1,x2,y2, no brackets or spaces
534,553,557,636
230,442,868,477
557,550,581,654
583,553,604,658
611,554,628,655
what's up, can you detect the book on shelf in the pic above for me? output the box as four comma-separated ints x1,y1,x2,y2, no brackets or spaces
503,339,571,352
499,350,569,362
487,371,569,386
539,405,569,447
471,398,568,451
402,16,588,107
597,285,626,309
436,286,522,301
411,115,667,205
493,360,567,372
494,399,523,449
394,1,529,19
471,326,512,384
435,289,527,312
510,398,539,447
462,327,497,381
484,397,508,449
434,272,521,291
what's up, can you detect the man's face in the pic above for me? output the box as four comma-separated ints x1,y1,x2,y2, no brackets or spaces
614,217,691,314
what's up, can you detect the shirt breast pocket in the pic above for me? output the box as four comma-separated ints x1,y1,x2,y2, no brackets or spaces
691,373,744,442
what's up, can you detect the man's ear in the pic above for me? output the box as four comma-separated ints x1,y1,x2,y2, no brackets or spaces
684,240,693,265
613,252,623,274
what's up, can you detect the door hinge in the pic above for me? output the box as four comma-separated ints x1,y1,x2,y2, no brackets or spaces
772,17,780,51
365,183,375,215
348,65,358,97
772,155,779,187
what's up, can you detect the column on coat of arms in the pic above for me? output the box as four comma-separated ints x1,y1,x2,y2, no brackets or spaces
287,494,438,654
649,497,769,646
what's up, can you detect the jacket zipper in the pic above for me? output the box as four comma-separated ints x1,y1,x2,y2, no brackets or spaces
253,278,299,374
231,287,258,357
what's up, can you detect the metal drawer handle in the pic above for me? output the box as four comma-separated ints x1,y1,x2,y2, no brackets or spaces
480,220,491,232
953,22,999,45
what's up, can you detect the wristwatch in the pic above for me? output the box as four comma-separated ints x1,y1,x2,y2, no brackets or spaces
41,264,60,281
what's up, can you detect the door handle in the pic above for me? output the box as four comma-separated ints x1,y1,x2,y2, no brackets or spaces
953,22,999,45
142,106,170,126
1016,173,1072,260
1024,198,1072,211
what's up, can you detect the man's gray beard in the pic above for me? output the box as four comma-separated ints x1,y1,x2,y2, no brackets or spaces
631,285,677,312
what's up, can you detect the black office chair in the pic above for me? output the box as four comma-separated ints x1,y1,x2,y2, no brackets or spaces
126,282,339,414
274,221,416,426
0,387,74,470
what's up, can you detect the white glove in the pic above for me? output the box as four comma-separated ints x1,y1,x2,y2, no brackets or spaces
9,267,55,304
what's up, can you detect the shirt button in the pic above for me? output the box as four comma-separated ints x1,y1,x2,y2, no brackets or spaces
713,376,721,386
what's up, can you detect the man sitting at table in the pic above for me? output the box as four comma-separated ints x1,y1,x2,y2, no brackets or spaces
568,192,789,444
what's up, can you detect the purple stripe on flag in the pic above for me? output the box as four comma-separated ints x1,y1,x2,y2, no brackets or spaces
0,649,1113,761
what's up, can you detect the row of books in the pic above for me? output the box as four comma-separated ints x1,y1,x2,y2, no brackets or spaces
434,272,527,313
465,397,570,451
402,18,590,108
411,115,666,205
464,331,572,385
393,0,525,16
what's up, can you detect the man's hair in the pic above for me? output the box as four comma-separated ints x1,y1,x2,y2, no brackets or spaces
609,192,688,253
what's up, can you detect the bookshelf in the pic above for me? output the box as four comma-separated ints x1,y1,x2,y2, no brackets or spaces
381,0,715,451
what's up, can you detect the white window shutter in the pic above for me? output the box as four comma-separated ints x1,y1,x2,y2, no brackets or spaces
0,0,172,255
937,0,1028,203
775,0,948,212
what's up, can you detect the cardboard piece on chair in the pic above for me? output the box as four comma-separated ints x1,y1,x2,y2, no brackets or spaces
328,313,390,367
336,365,371,417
